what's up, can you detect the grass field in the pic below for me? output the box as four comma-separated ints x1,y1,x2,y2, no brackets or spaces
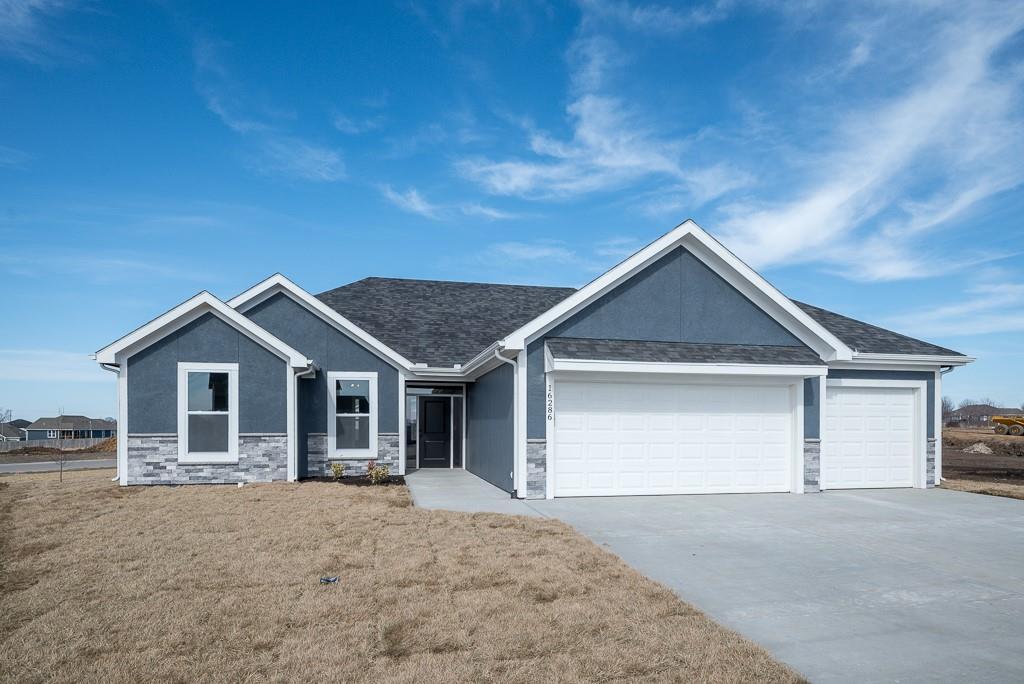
0,469,801,683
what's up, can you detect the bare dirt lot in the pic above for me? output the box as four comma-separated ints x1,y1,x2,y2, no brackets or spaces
0,469,802,683
941,428,1024,500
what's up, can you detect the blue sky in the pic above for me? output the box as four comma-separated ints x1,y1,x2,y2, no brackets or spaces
2,0,1023,420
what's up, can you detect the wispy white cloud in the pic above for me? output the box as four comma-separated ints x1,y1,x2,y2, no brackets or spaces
192,35,345,182
884,280,1024,338
578,0,736,34
380,185,443,220
460,203,520,220
332,112,384,135
380,185,519,222
716,3,1024,281
0,0,80,64
491,241,579,262
0,349,111,383
0,252,209,283
0,144,30,167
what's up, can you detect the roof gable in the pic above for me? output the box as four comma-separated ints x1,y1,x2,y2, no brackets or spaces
501,220,853,361
95,291,311,368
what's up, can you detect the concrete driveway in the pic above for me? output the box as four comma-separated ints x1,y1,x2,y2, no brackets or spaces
528,489,1024,684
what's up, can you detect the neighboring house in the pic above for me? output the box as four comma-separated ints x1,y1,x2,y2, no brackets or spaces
0,423,26,441
95,221,972,495
25,416,117,440
949,404,1024,427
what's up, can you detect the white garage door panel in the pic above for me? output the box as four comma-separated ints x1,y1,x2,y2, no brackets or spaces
823,386,915,489
554,381,794,496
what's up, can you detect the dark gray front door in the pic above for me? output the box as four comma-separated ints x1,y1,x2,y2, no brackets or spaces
418,397,451,468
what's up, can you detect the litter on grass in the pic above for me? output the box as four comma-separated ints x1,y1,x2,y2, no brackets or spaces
320,576,339,585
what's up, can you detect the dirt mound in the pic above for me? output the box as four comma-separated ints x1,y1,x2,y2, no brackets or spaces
944,432,1024,459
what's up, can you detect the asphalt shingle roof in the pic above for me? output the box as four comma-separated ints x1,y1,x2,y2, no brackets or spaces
26,416,116,431
314,277,966,366
547,338,824,365
317,277,576,367
793,301,965,357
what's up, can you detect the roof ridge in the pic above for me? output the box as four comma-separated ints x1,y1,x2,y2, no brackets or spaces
327,276,578,292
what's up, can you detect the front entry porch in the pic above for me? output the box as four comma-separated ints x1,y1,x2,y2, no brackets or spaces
405,384,465,470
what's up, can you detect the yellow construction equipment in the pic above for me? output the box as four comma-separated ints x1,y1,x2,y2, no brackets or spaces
992,416,1024,436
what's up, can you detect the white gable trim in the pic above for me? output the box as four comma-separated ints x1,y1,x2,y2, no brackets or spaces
227,274,415,372
94,291,312,368
500,220,853,362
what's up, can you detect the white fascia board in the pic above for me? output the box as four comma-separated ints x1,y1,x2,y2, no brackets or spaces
849,353,975,367
499,220,852,362
95,291,312,368
549,358,828,377
227,273,415,371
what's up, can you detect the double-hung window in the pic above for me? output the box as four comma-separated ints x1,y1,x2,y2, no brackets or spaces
178,362,239,463
47,429,58,438
327,371,377,458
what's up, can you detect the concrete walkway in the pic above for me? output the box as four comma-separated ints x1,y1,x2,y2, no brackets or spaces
404,469,541,516
0,458,115,474
406,470,1024,683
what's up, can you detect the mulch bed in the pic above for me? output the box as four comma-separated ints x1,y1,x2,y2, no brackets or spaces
306,475,406,487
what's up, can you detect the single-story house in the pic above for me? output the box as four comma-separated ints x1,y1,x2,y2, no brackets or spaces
94,221,972,495
948,404,1024,427
25,416,117,440
0,423,27,441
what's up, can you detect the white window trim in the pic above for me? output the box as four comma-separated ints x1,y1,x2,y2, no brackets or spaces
47,429,58,438
177,362,239,464
327,371,378,460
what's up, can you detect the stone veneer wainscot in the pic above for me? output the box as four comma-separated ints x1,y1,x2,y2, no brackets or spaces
306,433,400,478
126,434,287,484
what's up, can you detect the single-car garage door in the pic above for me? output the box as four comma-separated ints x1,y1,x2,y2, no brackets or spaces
823,386,915,489
553,379,795,496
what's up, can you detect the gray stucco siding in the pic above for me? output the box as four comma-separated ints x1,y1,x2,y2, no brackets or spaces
527,246,813,438
244,292,400,433
826,369,936,439
466,362,515,493
804,378,820,439
126,313,287,434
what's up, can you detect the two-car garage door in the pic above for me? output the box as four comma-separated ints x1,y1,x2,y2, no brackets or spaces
553,380,795,496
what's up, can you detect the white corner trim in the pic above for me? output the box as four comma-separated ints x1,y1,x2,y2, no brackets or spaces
548,358,829,377
227,274,415,371
286,365,297,481
177,362,239,464
516,349,528,497
116,352,128,485
398,374,407,475
95,291,312,369
326,371,379,460
499,220,853,362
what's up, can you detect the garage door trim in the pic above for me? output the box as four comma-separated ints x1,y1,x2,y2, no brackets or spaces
545,370,807,499
822,378,928,490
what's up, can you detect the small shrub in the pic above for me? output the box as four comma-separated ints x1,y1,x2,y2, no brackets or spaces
365,460,390,485
329,462,345,481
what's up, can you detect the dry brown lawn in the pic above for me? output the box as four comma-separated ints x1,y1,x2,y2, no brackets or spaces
941,478,1024,501
0,469,802,683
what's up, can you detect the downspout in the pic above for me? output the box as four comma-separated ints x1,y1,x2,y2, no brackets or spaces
99,363,120,482
493,348,519,498
938,365,954,483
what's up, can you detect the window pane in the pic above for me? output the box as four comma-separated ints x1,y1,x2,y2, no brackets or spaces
188,414,229,452
336,379,370,414
188,372,229,412
335,416,369,449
